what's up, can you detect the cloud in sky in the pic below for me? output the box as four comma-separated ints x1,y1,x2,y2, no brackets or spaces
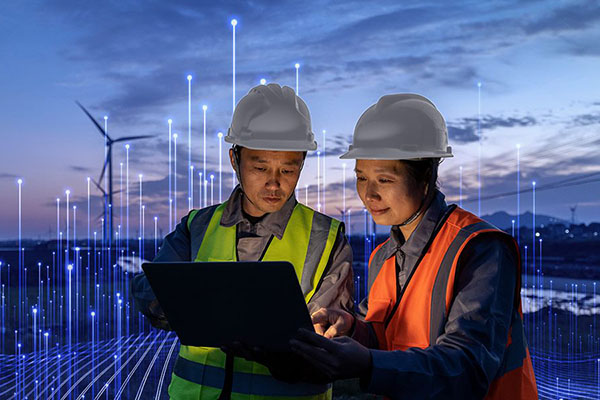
0,173,19,181
38,0,600,125
2,0,600,238
571,112,600,127
523,2,600,34
307,133,351,158
70,165,93,173
448,115,538,143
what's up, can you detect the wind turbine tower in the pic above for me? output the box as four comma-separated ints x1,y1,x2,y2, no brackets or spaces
77,102,154,241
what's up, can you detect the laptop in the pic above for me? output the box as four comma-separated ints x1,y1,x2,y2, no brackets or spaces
141,261,314,351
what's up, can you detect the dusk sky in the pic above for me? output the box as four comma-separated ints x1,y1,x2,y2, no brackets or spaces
1,0,599,240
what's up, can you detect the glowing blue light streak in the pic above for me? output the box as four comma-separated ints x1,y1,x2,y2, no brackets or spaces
199,172,202,210
218,132,223,203
154,217,158,255
322,130,326,214
342,163,346,225
202,105,208,208
139,175,143,259
231,19,237,113
317,151,320,208
104,116,108,197
142,205,146,261
173,134,178,222
18,179,23,330
532,181,536,299
168,120,172,231
210,175,214,206
517,143,521,246
66,189,70,267
126,144,130,246
190,166,194,209
295,63,300,94
305,184,308,205
204,179,208,208
188,75,192,208
87,177,91,279
477,81,482,217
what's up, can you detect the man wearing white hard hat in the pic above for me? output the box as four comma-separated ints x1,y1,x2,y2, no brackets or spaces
287,94,538,399
132,83,353,399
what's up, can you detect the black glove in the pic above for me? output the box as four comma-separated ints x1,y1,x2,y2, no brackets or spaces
289,328,372,384
223,342,331,384
147,299,172,331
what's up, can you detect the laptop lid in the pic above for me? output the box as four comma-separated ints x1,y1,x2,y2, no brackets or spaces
141,261,314,351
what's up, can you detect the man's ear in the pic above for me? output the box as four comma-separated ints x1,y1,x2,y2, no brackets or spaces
229,148,237,172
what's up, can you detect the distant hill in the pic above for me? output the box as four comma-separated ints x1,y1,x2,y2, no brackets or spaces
481,211,569,230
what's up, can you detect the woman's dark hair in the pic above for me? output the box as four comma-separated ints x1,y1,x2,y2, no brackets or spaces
400,158,440,193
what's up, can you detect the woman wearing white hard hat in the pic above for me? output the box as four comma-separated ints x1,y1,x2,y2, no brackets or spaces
289,94,538,399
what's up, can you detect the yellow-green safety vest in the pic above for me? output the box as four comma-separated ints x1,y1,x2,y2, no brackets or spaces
168,201,341,400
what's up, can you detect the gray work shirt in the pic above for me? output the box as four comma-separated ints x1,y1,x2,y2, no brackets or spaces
353,190,519,399
132,186,354,322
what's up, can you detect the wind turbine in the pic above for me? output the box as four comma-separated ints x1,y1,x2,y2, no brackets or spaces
77,101,154,241
90,178,123,222
570,204,577,226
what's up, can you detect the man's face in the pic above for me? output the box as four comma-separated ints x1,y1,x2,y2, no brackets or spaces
229,147,304,217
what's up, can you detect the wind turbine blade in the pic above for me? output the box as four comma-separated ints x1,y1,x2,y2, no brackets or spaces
91,178,106,196
75,101,113,142
112,135,155,143
98,147,111,184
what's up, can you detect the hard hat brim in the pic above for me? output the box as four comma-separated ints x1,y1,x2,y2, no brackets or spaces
224,136,317,152
339,146,453,160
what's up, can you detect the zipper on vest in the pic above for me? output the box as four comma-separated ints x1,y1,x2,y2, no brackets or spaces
258,235,275,261
384,252,420,329
383,205,457,329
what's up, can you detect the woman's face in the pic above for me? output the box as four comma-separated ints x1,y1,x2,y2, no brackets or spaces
355,159,425,226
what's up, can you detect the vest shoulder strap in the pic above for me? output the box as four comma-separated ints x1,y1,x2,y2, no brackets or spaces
367,239,392,293
188,204,224,261
429,207,511,344
187,204,221,231
297,204,343,302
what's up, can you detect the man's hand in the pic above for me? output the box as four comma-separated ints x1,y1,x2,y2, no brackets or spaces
147,299,172,331
311,307,354,338
222,342,329,384
290,328,372,384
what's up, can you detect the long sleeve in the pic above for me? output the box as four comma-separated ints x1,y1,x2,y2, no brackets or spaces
362,233,518,400
131,213,191,323
306,225,355,315
351,297,380,349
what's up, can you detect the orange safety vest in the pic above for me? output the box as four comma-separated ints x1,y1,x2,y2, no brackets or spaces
365,206,537,399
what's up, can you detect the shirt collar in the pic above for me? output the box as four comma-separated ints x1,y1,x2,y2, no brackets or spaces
220,185,298,240
388,189,448,257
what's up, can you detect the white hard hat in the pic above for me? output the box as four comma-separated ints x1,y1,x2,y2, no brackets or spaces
225,83,317,151
340,93,453,160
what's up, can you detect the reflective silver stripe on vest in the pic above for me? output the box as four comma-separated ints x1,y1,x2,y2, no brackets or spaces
188,205,220,260
495,309,527,376
300,211,338,298
429,221,496,344
174,356,330,396
367,239,393,293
